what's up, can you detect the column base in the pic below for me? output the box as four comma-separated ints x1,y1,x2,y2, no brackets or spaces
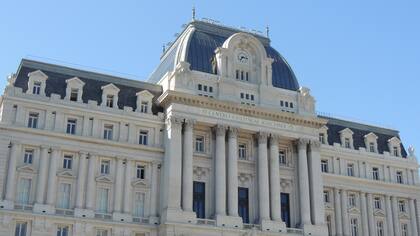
74,208,95,218
215,214,243,228
112,212,133,222
260,219,287,233
161,207,197,224
0,200,14,210
149,216,160,225
33,203,55,214
303,223,329,236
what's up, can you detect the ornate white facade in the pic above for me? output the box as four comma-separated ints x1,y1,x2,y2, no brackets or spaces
0,20,419,236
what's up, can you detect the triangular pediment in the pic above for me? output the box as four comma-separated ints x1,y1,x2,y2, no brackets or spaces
373,209,386,217
57,170,75,178
339,128,354,135
131,179,149,187
136,90,154,98
399,212,410,219
320,125,329,132
96,175,113,183
28,70,48,80
388,136,401,145
66,77,85,86
364,132,378,140
17,165,36,173
348,207,360,214
101,83,120,92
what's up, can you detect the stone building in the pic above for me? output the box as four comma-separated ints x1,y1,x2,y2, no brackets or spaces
0,20,419,236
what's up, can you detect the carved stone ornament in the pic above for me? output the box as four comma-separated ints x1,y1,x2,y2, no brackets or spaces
270,134,280,144
214,124,227,136
184,118,196,128
297,138,310,149
228,127,239,138
166,115,183,128
193,166,208,180
238,173,252,185
310,139,321,150
257,132,268,144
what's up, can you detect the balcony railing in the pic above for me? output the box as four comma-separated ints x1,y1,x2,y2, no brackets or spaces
132,217,149,224
14,204,33,211
196,218,216,226
94,213,112,220
56,208,74,216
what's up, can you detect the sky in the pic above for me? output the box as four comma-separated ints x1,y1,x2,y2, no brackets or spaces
0,1,419,157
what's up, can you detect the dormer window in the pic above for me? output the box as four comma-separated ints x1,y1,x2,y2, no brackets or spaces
339,128,354,149
388,137,402,157
136,90,154,113
364,132,378,153
27,70,48,96
70,89,78,101
393,147,399,157
369,142,375,152
33,82,41,95
106,95,114,108
345,138,351,149
101,83,120,108
140,101,148,113
65,77,85,102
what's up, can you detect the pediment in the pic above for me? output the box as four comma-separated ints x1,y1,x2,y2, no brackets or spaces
136,90,154,98
320,125,329,132
101,83,120,93
57,170,76,178
28,70,48,80
17,165,36,173
348,207,360,214
96,175,114,183
339,128,354,136
66,77,85,86
399,212,410,219
388,136,401,145
373,209,386,217
364,132,378,140
131,179,149,187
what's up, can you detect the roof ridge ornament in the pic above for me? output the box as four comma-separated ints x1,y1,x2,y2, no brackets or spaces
266,25,270,38
192,6,196,21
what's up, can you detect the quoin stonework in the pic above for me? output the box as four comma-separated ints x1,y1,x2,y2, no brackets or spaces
0,20,419,236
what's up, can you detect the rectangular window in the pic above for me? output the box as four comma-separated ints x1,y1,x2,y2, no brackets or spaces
236,70,239,79
238,187,249,224
96,229,108,236
396,171,403,184
376,221,384,236
17,178,31,204
100,160,110,175
319,133,325,144
198,84,202,91
281,193,291,228
321,160,329,173
345,138,351,148
57,225,69,236
195,136,204,153
350,218,358,236
399,200,406,212
347,163,354,177
33,81,41,95
238,143,247,160
203,85,207,92
103,125,113,140
140,101,148,113
290,102,294,108
96,188,109,213
133,192,145,217
15,222,27,236
139,130,148,145
369,142,375,152
106,95,114,108
279,150,287,165
374,197,381,209
28,113,39,128
245,72,249,81
63,155,73,169
57,183,71,209
393,146,399,157
401,223,408,236
348,194,356,207
280,100,284,107
66,119,77,135
323,191,330,203
23,150,34,164
372,167,379,180
241,71,244,80
326,215,332,236
70,88,78,101
136,165,145,179
285,101,289,107
193,181,205,219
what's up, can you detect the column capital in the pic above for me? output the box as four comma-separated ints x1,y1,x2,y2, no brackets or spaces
79,151,89,157
214,124,227,136
88,152,98,159
166,115,184,128
310,139,321,150
51,146,61,151
228,127,239,138
270,134,280,144
184,118,196,128
10,140,22,146
40,145,49,150
257,132,268,144
296,138,310,149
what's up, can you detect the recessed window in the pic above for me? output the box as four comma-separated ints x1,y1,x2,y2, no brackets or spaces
100,160,110,175
106,95,114,108
28,112,39,128
96,229,108,236
198,84,202,91
33,81,42,95
238,187,249,224
401,223,408,236
393,146,399,157
136,165,145,179
70,88,78,102
376,221,384,236
290,102,294,108
96,188,109,213
347,163,354,177
193,181,206,219
63,155,73,169
195,136,204,153
374,197,381,209
398,200,406,212
279,150,287,165
57,225,69,236
321,160,329,173
319,133,326,144
57,183,71,209
372,167,379,180
66,119,77,135
23,149,34,164
133,192,145,217
345,138,351,149
236,70,239,79
15,222,28,236
140,101,148,113
323,191,330,203
197,84,214,97
348,194,356,207
139,130,148,145
369,142,375,153
350,218,359,236
103,125,113,140
16,178,31,204
238,143,247,160
396,171,403,184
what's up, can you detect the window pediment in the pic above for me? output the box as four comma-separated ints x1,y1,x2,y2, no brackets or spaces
131,179,150,188
66,77,85,87
96,175,113,183
17,165,36,173
28,70,48,80
57,170,75,178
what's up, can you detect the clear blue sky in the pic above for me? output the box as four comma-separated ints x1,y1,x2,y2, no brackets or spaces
1,1,419,156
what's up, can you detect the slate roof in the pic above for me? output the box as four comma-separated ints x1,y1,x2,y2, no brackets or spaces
13,59,163,114
149,20,300,91
321,116,407,157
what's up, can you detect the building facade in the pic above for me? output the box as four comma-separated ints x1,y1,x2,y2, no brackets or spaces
0,20,419,236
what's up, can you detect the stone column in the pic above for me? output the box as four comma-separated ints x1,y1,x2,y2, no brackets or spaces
75,151,88,208
258,132,270,222
82,115,90,136
297,138,311,226
269,135,282,222
182,119,194,212
123,160,133,214
149,162,159,217
113,158,124,212
366,193,375,236
308,140,325,225
341,190,350,236
360,193,369,236
5,141,21,202
334,189,343,236
391,196,401,236
227,127,239,217
35,146,49,204
215,125,227,216
385,195,394,235
409,199,419,236
46,147,60,206
85,154,97,210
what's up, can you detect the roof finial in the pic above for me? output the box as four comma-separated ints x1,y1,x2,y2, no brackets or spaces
266,25,270,38
192,6,196,21
162,44,166,54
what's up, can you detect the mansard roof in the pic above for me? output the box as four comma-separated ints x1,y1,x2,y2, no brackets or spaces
13,59,163,114
148,20,299,91
321,116,407,157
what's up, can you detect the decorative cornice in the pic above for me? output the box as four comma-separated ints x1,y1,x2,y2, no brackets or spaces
157,90,327,129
